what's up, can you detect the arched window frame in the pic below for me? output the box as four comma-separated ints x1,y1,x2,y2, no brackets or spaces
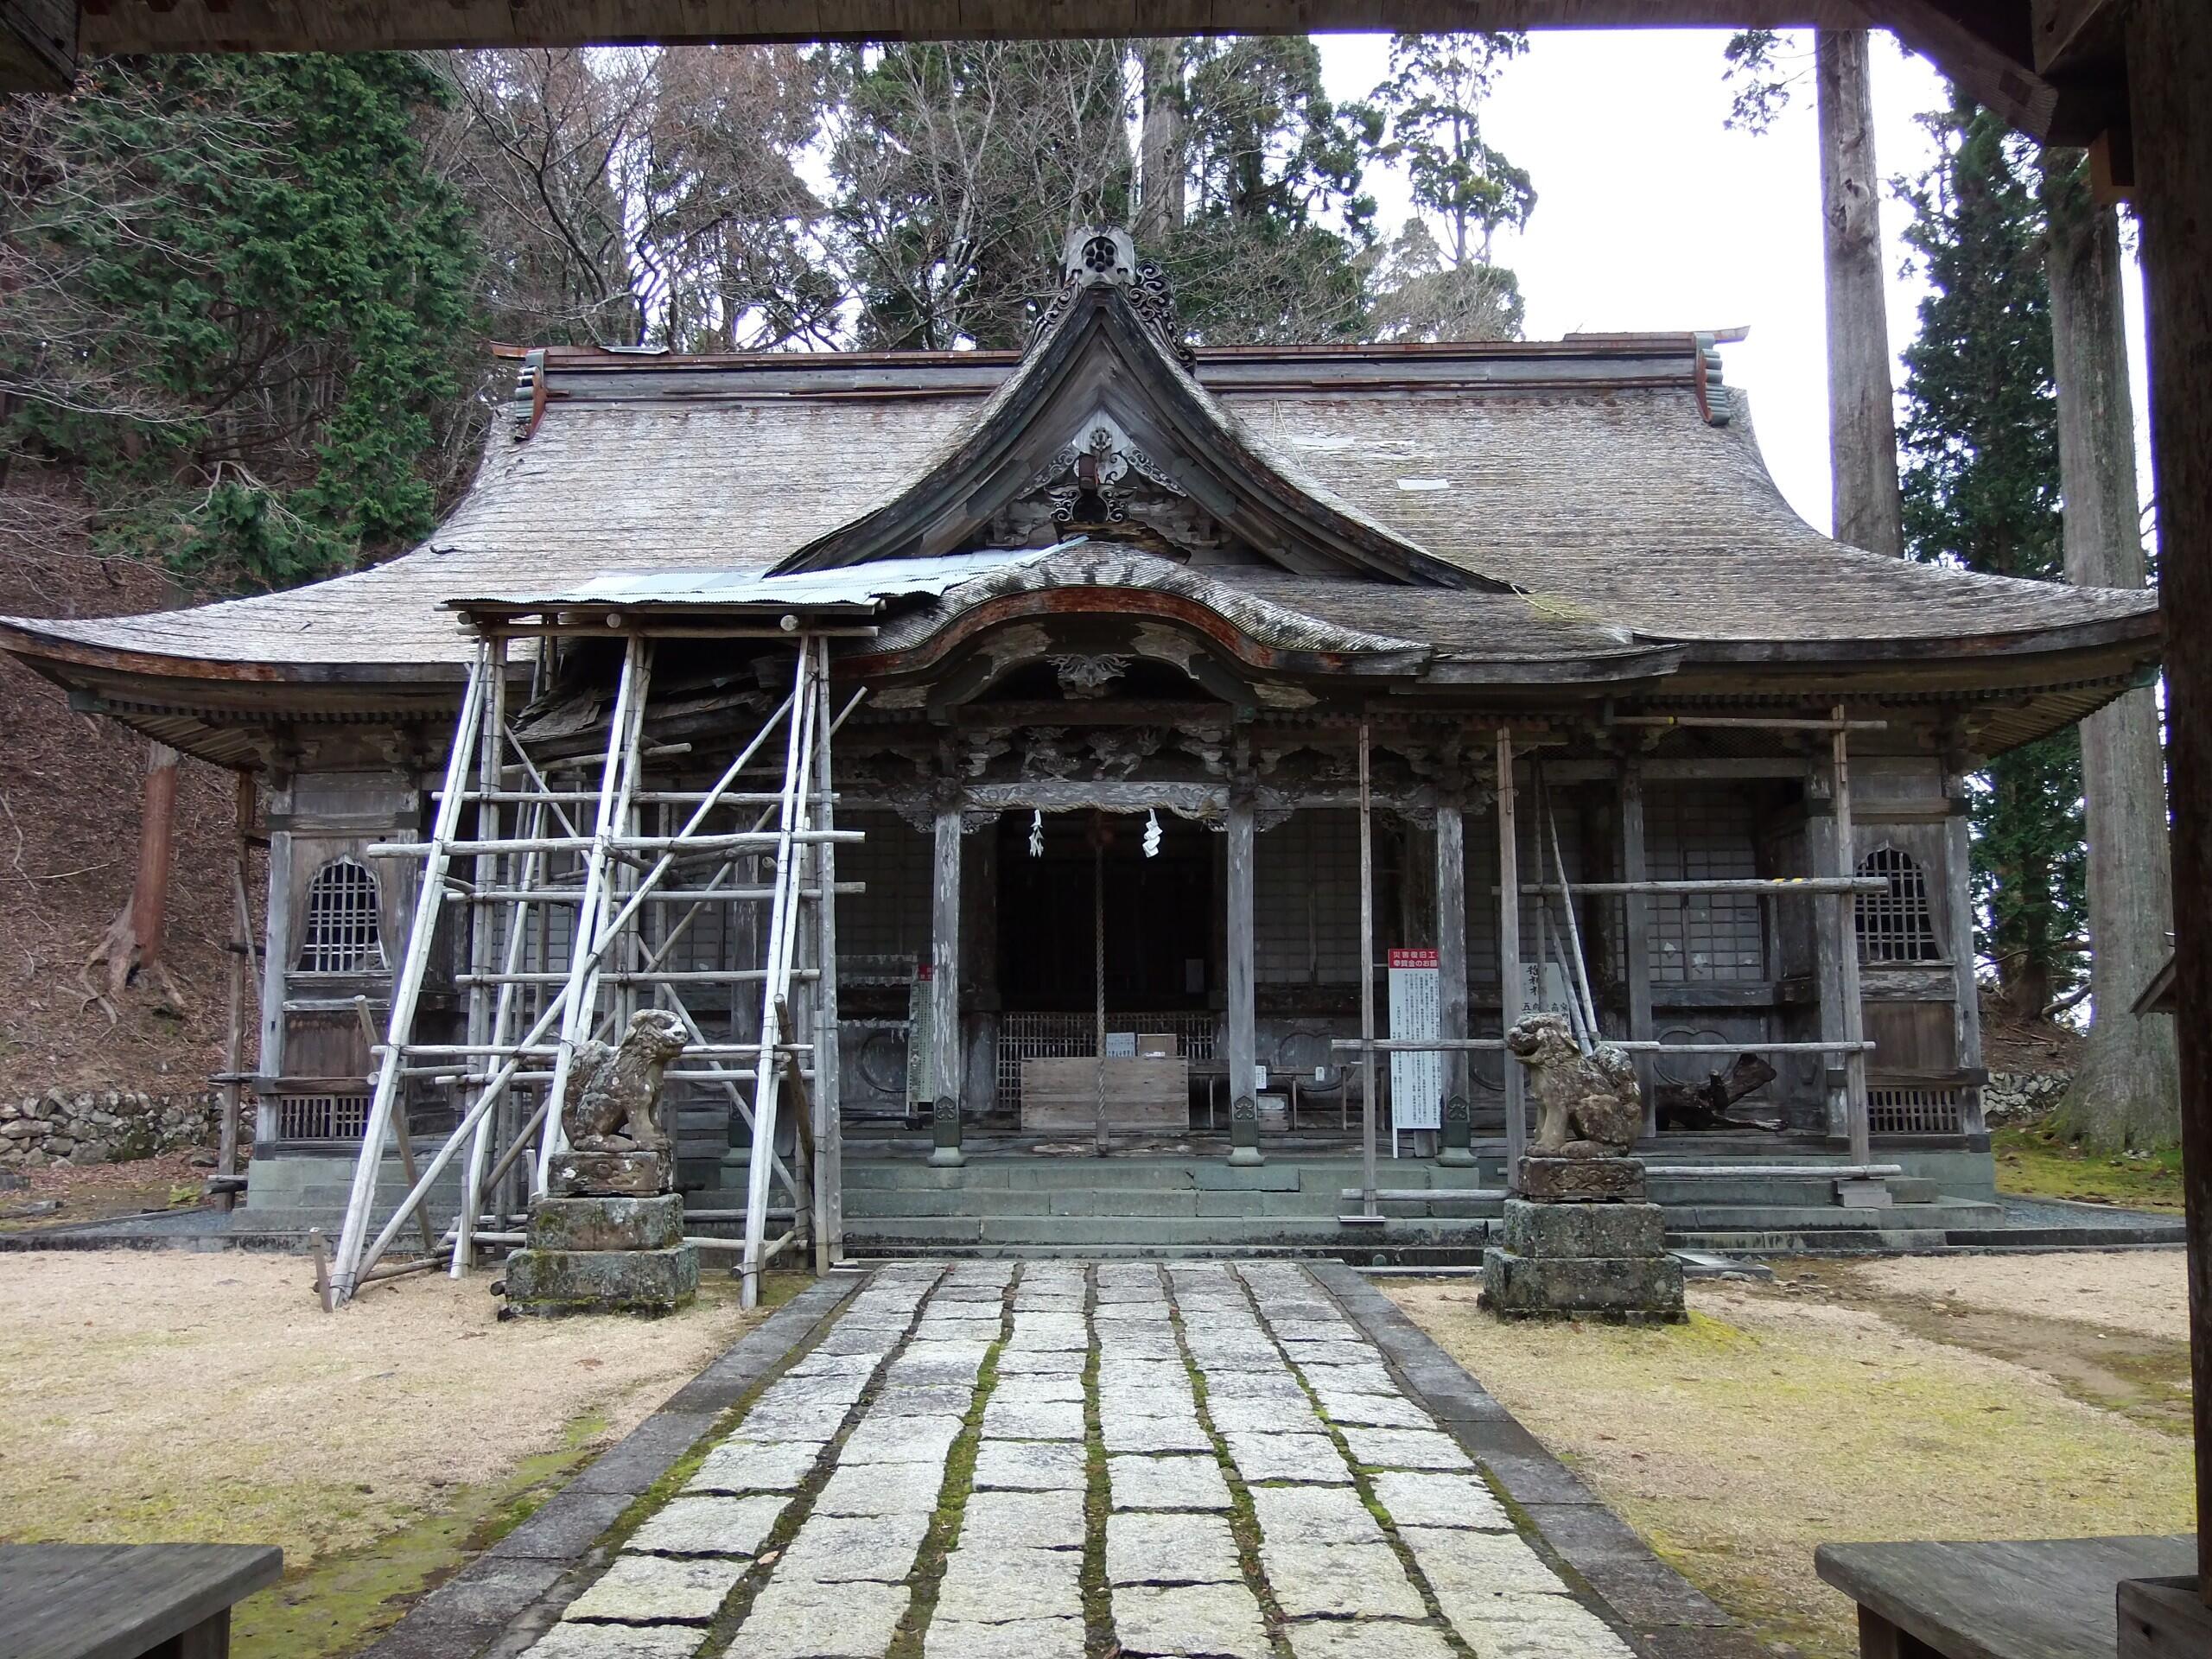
1855,844,1942,964
296,856,386,975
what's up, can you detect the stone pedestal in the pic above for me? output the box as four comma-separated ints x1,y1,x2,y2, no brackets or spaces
1437,1093,1476,1167
1482,1157,1683,1322
505,1192,697,1317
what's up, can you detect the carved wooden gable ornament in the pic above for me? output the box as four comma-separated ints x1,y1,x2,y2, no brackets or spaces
773,227,1507,592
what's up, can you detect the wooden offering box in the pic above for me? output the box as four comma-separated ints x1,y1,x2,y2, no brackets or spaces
1021,1057,1191,1133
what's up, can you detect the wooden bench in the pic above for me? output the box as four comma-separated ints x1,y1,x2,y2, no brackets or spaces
0,1542,283,1659
1815,1535,2197,1658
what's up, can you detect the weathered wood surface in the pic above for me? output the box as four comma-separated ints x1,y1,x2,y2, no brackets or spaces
23,4,2115,145
1226,795,1256,1111
0,1541,283,1659
1434,796,1470,1111
1618,758,1657,1136
1497,730,1525,1184
931,806,962,1113
1020,1058,1188,1133
2126,0,2212,1595
2116,1574,2212,1658
1815,1536,2196,1659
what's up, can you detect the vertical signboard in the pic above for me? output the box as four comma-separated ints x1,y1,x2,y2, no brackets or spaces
1388,947,1442,1134
1522,960,1576,1023
906,962,935,1120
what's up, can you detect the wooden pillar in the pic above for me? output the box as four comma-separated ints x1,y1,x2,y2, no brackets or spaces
1816,28,1905,560
1942,771,1986,1131
215,771,255,1209
962,815,998,1118
1226,792,1260,1166
1809,772,1851,1144
254,780,295,1158
2126,0,2212,1592
1620,759,1657,1140
1497,729,1525,1187
1836,717,1870,1166
1813,719,1872,1163
1435,793,1473,1166
929,802,963,1166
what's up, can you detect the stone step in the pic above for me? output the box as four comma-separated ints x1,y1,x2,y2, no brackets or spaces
1660,1198,2000,1230
843,1212,1496,1249
838,1185,1511,1221
838,1158,1496,1193
1667,1227,1959,1254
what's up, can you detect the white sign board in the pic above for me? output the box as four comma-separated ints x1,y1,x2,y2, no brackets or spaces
1388,947,1442,1133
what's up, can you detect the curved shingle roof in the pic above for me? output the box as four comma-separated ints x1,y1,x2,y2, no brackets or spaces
0,333,2158,683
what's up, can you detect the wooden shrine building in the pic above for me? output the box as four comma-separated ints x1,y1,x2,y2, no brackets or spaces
0,230,2163,1260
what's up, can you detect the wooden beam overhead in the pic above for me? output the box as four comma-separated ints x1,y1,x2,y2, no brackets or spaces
68,0,1870,58
20,2,2117,146
0,0,73,91
2031,0,2128,78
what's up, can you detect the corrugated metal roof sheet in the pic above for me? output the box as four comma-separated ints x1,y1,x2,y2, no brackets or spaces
451,547,1059,614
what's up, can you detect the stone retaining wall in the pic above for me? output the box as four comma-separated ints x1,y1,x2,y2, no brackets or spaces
1981,1071,2072,1125
0,1090,221,1167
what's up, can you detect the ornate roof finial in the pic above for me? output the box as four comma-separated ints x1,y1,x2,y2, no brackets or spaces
1030,226,1194,370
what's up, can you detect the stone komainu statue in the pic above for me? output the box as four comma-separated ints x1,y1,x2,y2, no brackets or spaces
560,1008,688,1154
1506,1012,1642,1159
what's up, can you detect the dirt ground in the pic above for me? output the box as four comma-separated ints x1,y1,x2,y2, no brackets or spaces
1387,1251,2195,1659
0,1250,770,1649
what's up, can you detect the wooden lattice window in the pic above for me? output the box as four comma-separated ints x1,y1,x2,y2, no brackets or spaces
276,1092,369,1140
1856,846,1941,963
296,857,385,973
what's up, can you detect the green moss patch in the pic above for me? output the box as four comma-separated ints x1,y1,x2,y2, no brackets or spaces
1992,1124,2185,1212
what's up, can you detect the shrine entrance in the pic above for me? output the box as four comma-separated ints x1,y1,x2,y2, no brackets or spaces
997,810,1212,1014
995,809,1219,1137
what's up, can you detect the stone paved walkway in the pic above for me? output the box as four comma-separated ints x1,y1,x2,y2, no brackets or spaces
523,1262,1637,1658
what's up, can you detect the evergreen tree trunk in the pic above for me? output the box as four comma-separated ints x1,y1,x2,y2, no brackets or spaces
1136,41,1185,247
2045,156,2182,1149
1816,29,1905,558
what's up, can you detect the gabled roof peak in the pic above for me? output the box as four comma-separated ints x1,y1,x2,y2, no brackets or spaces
774,245,1496,590
1030,226,1194,371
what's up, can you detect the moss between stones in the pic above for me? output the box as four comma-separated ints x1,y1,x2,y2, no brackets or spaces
885,1279,1010,1659
1079,1269,1116,1659
1169,1274,1296,1659
693,1268,948,1659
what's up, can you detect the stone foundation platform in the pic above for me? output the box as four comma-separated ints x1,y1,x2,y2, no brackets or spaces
1481,1157,1684,1322
505,1192,697,1317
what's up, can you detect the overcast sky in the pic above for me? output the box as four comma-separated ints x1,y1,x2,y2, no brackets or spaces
1315,28,2152,543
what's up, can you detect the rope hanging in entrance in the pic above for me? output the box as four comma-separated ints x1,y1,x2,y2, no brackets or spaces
1143,809,1162,858
1028,810,1044,858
